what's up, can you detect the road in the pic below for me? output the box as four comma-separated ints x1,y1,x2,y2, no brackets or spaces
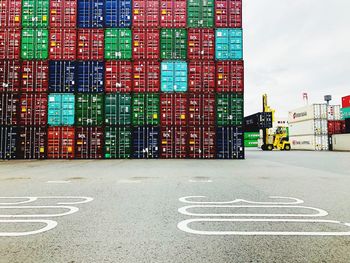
1,150,350,263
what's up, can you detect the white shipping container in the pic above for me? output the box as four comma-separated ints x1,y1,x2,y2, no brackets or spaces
332,134,350,151
289,119,328,136
290,135,329,151
288,104,327,123
327,105,341,120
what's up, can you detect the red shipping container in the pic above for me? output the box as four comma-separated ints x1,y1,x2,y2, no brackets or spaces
21,61,49,92
188,126,216,159
133,61,160,92
19,93,48,125
47,126,75,159
77,29,104,60
0,60,21,92
0,93,18,125
49,29,77,60
160,93,187,126
161,126,187,158
0,28,21,59
188,61,215,93
50,0,77,28
105,61,132,93
188,93,215,126
0,0,21,27
160,0,186,28
188,29,215,60
216,61,244,93
342,96,350,108
133,28,159,59
132,0,159,27
328,120,346,135
215,0,242,28
18,126,47,159
75,127,103,159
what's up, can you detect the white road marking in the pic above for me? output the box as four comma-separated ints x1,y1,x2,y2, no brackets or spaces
0,219,58,237
47,181,71,184
179,196,304,205
177,218,350,236
0,205,79,218
0,196,94,205
178,205,328,217
189,180,213,183
0,197,38,205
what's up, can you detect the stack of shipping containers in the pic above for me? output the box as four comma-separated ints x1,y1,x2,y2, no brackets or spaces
0,0,244,160
331,96,350,151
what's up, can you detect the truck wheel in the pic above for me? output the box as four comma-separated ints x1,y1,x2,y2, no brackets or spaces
284,144,291,151
267,144,273,151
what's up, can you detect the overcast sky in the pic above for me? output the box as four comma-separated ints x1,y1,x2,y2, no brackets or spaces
243,0,350,117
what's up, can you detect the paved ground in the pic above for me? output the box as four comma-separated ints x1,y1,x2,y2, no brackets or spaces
1,150,350,263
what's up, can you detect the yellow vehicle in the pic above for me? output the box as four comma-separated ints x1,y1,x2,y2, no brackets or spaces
261,94,291,151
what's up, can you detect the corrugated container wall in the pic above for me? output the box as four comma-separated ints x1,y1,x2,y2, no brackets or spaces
50,0,77,28
0,0,22,28
78,0,104,28
18,126,47,159
0,126,17,159
0,60,21,92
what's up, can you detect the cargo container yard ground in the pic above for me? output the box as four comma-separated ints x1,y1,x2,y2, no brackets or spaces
1,150,350,262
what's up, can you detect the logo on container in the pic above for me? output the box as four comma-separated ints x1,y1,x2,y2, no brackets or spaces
293,111,307,120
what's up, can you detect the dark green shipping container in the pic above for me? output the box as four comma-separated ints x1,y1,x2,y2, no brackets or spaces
105,126,131,159
76,94,104,126
21,29,49,60
105,29,132,60
160,29,187,60
187,0,214,28
216,94,244,126
105,93,131,125
22,0,50,28
132,93,160,126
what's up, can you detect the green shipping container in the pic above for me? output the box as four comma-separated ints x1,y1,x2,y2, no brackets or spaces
22,0,49,28
105,29,132,60
216,94,244,126
105,126,131,159
132,93,160,126
76,94,104,126
187,0,214,28
21,29,49,60
160,29,187,60
105,93,131,125
244,132,260,140
244,140,259,148
341,107,350,119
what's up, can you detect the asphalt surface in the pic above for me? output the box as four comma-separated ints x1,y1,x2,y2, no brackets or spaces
1,150,350,263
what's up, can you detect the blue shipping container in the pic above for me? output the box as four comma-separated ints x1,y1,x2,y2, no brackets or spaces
132,126,159,159
0,126,18,160
216,126,244,159
48,94,75,126
105,0,132,27
78,0,104,28
161,61,187,92
49,61,76,93
77,61,104,93
215,28,243,60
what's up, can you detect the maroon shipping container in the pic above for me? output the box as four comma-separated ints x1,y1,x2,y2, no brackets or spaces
47,126,75,159
216,61,244,93
0,28,21,59
161,126,187,158
188,126,216,159
50,0,77,28
160,0,186,28
328,120,346,135
75,127,103,159
0,93,18,125
0,0,22,28
133,28,159,60
160,93,187,126
188,61,215,93
133,61,160,93
18,126,47,159
188,29,215,60
342,96,350,108
19,93,48,125
105,61,132,93
132,0,159,28
21,61,49,92
49,29,77,60
0,60,21,92
188,93,215,126
215,0,242,28
77,29,104,60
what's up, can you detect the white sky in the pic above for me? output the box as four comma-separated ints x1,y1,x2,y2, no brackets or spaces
243,0,350,117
